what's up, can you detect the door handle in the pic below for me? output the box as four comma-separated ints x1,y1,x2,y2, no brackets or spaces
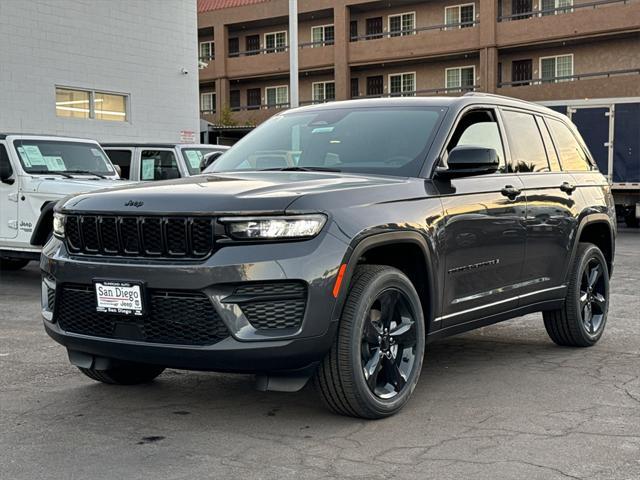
501,185,521,198
559,182,576,194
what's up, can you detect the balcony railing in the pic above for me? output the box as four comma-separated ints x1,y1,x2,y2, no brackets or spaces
229,98,334,112
350,20,479,41
498,0,633,21
228,38,334,58
353,85,479,98
497,68,640,87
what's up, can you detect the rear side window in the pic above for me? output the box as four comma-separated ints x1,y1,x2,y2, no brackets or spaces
546,118,592,171
536,116,561,171
502,110,549,173
105,149,132,179
140,150,180,181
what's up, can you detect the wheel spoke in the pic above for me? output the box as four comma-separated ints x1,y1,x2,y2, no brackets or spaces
364,310,382,344
389,320,416,347
383,356,406,392
588,264,600,288
583,305,593,333
592,293,607,313
579,291,589,309
363,348,383,390
379,290,400,329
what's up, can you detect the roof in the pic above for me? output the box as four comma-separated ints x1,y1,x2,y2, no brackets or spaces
0,133,100,142
197,0,270,13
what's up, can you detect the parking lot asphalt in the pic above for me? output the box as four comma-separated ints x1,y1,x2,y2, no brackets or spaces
1,230,638,480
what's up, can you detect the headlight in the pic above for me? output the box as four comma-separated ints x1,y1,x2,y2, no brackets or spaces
219,215,326,240
53,213,65,238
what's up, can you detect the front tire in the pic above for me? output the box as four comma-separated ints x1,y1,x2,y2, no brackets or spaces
0,258,30,271
315,265,426,419
543,243,609,347
78,363,165,385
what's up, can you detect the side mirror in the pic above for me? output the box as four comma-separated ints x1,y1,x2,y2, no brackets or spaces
0,159,14,185
200,151,224,171
112,164,122,178
436,146,499,179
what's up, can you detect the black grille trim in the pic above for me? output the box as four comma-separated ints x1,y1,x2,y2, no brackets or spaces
65,215,216,259
56,284,229,346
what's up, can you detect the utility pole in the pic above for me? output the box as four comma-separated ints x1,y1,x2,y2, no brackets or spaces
288,0,299,108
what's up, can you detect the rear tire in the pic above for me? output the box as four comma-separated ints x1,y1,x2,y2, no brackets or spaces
543,243,609,347
0,258,30,271
315,265,425,419
78,363,165,385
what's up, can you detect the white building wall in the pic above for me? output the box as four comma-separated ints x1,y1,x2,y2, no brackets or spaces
0,0,199,143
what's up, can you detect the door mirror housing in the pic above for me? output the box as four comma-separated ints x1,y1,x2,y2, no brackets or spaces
0,158,14,185
200,151,224,171
112,164,122,178
436,146,499,179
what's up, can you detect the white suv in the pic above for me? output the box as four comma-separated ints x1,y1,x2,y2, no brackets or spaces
0,134,126,270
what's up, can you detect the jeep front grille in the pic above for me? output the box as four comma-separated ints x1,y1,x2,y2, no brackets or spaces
64,215,216,259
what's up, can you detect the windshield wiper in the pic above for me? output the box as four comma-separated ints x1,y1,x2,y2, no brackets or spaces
64,170,108,179
261,166,341,173
27,170,74,178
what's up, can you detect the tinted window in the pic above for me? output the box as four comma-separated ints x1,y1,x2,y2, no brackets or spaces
546,118,592,171
140,150,180,181
502,110,549,172
446,109,505,171
209,107,444,177
105,149,132,179
536,117,561,171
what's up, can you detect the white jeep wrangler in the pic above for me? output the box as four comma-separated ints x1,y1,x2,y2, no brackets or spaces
0,134,126,270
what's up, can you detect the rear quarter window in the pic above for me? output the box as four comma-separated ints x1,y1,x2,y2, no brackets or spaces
546,118,592,171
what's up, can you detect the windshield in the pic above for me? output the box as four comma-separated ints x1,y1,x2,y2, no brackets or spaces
207,106,445,177
181,148,224,175
13,140,115,176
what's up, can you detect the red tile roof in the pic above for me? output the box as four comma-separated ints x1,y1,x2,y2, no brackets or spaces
198,0,271,13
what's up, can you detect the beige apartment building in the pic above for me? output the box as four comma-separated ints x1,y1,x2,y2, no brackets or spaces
197,0,640,130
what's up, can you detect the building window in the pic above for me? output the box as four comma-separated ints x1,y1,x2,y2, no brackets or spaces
312,81,335,103
265,85,289,107
540,54,573,83
264,31,287,53
311,25,334,46
366,17,383,39
200,92,216,113
541,0,573,16
247,88,261,110
350,20,358,41
389,72,416,96
351,78,360,98
445,4,475,29
445,66,475,91
199,41,214,60
228,37,240,58
55,87,127,121
230,90,241,111
388,12,415,37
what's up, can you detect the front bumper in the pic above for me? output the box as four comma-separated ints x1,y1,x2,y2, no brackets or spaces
41,232,348,373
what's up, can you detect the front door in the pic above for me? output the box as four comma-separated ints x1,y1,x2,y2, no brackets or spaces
366,76,383,96
437,108,527,327
512,59,532,86
0,143,18,239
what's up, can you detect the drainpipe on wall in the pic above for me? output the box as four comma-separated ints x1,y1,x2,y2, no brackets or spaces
289,0,299,108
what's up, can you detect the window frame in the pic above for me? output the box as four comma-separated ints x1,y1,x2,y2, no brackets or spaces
539,53,574,83
264,30,288,53
265,85,289,108
445,66,476,90
198,40,214,60
55,86,129,122
388,72,416,97
500,107,552,173
310,24,335,47
200,92,216,113
139,148,182,181
387,12,416,37
540,0,574,15
444,3,476,29
311,81,336,103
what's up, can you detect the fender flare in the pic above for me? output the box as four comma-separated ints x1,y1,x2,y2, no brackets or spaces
29,201,56,246
331,230,439,331
565,213,615,282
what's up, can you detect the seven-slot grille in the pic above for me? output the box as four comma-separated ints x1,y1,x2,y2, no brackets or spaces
64,215,216,259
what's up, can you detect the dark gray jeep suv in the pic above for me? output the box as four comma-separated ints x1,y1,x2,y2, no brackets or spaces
41,94,615,418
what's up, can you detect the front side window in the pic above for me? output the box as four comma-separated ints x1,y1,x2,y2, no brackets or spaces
502,110,550,173
446,66,475,91
389,73,416,97
181,148,221,175
445,4,475,28
311,25,334,46
312,82,336,103
266,86,289,108
140,150,180,181
265,31,287,53
199,41,214,60
13,140,115,175
389,12,415,37
104,149,132,179
55,87,127,122
200,92,216,113
540,54,573,83
546,118,592,171
208,106,445,177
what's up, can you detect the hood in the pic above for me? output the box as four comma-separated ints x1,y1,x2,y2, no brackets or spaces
33,177,131,196
58,171,412,215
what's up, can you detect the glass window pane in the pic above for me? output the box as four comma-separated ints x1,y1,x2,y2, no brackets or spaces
402,73,415,95
325,82,335,100
446,69,460,88
402,13,414,33
140,150,180,181
389,16,401,36
541,57,556,82
55,88,90,119
312,27,322,43
266,88,277,106
389,75,402,94
312,83,323,101
461,67,475,87
325,25,334,44
547,118,591,171
503,110,550,172
556,55,573,82
94,92,127,121
445,7,458,26
460,5,474,26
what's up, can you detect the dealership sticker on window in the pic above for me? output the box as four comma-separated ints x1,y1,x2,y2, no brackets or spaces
185,150,203,169
43,156,66,171
141,159,155,180
22,145,46,165
16,147,31,167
